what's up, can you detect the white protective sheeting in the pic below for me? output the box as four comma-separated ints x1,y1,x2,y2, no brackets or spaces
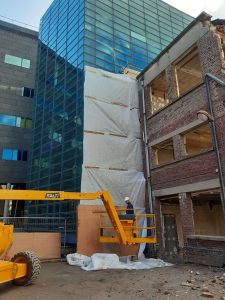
81,66,145,208
84,96,141,138
83,133,143,172
67,253,173,271
84,68,139,108
81,167,145,207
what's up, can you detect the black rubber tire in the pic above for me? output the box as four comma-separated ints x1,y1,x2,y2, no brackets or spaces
11,251,41,286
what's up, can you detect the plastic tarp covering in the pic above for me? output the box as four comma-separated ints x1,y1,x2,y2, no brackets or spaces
67,253,173,271
81,66,145,207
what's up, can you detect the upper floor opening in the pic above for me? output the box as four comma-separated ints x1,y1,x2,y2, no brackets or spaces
175,47,202,97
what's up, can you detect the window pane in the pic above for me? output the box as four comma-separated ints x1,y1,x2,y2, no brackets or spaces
20,118,26,128
30,89,34,98
0,114,16,126
4,54,22,67
21,59,31,69
2,149,12,160
16,117,21,127
17,150,22,160
12,149,18,160
26,119,32,129
22,87,31,97
131,31,146,43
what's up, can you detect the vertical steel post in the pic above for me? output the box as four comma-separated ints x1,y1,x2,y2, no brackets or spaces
204,73,225,213
139,78,153,214
3,183,11,223
138,78,156,257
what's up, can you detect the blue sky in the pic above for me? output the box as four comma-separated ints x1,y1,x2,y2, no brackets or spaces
0,0,224,30
0,0,53,29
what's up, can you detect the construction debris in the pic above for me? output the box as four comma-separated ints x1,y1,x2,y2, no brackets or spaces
181,282,194,287
179,267,225,300
201,292,214,298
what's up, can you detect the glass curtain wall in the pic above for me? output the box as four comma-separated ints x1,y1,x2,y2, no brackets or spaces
27,0,193,242
27,0,85,239
83,0,193,72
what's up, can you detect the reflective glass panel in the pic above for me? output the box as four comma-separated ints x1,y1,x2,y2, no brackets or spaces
21,59,31,69
0,114,16,126
2,149,12,160
4,54,21,67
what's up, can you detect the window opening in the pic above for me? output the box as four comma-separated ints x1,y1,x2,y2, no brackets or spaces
175,47,202,97
152,138,174,166
183,123,213,155
150,71,169,114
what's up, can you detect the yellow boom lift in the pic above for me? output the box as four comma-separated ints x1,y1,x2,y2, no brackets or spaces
0,189,156,286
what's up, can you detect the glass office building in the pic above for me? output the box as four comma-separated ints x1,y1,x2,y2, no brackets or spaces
27,0,193,240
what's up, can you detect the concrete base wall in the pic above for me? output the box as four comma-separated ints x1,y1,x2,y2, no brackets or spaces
7,232,61,260
77,205,139,256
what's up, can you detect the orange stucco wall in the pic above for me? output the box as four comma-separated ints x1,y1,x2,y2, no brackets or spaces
77,205,139,256
7,232,61,259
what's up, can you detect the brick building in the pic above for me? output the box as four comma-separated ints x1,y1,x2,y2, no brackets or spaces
138,12,225,266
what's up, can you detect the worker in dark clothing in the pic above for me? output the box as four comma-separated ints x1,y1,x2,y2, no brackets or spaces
124,197,136,237
124,197,134,215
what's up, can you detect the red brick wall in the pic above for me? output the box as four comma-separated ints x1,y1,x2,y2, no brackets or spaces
179,193,195,242
198,30,225,196
146,29,225,192
151,151,217,190
147,84,207,141
198,31,224,77
142,25,225,265
153,197,163,248
186,237,225,267
165,65,178,101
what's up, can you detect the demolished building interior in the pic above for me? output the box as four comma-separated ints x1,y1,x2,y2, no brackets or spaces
137,12,225,266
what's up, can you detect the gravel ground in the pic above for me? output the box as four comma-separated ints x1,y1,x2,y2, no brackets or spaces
0,261,225,300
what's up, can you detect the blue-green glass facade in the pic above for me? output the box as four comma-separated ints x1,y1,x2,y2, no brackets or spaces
27,0,193,241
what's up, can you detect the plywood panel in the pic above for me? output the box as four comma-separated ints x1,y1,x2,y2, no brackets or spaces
161,204,184,247
7,232,61,259
193,203,225,236
77,205,139,256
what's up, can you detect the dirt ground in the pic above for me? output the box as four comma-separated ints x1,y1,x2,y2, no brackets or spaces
0,261,225,300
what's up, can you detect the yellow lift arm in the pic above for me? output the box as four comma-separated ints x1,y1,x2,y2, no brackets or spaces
0,190,128,243
0,189,156,286
0,189,156,245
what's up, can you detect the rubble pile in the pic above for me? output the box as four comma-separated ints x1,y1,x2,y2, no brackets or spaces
180,270,225,299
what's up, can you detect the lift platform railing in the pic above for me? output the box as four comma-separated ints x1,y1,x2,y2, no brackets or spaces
99,209,156,245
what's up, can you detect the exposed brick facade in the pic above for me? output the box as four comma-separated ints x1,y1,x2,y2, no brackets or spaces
151,151,217,190
186,237,225,267
179,193,195,242
165,65,178,101
139,15,225,266
153,196,163,252
147,84,207,141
